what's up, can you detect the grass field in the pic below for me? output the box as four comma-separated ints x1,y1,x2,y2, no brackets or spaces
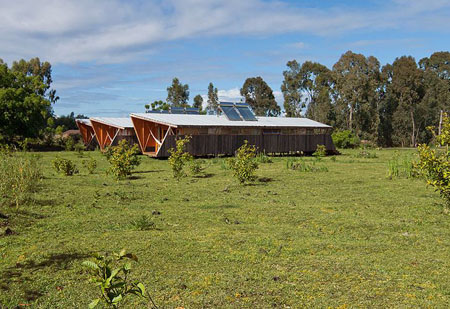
1,148,449,308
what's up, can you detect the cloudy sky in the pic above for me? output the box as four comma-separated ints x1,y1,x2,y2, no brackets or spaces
1,0,449,116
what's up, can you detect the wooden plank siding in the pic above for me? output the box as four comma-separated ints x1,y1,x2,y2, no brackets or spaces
156,134,336,157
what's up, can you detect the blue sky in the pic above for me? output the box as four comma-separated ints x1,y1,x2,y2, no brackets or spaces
1,0,449,116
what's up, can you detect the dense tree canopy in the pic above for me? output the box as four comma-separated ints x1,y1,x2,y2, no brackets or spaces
167,78,189,107
193,94,203,110
0,58,57,143
241,77,280,116
282,50,450,147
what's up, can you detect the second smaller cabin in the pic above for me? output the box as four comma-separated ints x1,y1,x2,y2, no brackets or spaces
89,118,138,151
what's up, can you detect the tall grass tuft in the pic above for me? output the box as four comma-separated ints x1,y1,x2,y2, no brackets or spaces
387,152,417,179
0,151,43,208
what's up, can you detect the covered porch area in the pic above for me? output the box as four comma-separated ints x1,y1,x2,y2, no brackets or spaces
131,115,175,156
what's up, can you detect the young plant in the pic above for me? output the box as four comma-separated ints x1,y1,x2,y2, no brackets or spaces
168,136,193,180
53,157,79,176
64,136,76,151
83,157,98,174
74,142,85,157
82,249,157,308
227,140,259,183
106,140,141,180
256,152,273,164
415,114,450,206
189,159,206,176
132,215,156,231
312,144,327,158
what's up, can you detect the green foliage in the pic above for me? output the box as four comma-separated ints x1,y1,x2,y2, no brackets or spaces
168,136,193,180
355,150,378,159
74,142,85,156
82,250,155,308
166,77,189,108
240,77,280,116
82,157,97,174
286,158,328,172
227,140,259,183
332,130,360,149
64,136,75,151
313,144,327,158
189,159,206,176
0,152,42,208
207,82,219,112
415,114,450,206
387,152,417,179
53,157,79,176
106,140,141,180
132,215,156,231
255,152,273,164
193,94,203,111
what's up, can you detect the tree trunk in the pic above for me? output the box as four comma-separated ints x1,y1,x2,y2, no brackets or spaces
349,105,353,131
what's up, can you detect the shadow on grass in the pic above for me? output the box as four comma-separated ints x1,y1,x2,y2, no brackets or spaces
133,170,164,174
15,252,90,271
193,173,215,179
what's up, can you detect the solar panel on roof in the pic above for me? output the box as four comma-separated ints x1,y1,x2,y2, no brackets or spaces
220,104,242,121
185,108,200,114
146,110,161,113
235,103,257,121
160,110,169,114
170,107,185,114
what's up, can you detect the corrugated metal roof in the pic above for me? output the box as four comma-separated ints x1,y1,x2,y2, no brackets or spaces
90,117,134,129
131,113,331,128
75,119,91,126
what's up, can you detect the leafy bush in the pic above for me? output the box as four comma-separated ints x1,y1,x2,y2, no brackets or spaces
415,113,450,206
332,130,360,149
189,159,206,176
0,152,43,208
132,215,156,231
168,136,192,180
106,140,141,180
74,142,85,157
82,249,156,308
313,144,327,158
227,140,259,183
53,157,79,176
64,136,76,151
82,157,97,174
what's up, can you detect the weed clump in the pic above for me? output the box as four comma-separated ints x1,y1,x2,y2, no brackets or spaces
82,157,97,174
53,157,79,176
0,152,43,208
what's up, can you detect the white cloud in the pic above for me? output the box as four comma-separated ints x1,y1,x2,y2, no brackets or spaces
0,0,449,64
288,42,307,49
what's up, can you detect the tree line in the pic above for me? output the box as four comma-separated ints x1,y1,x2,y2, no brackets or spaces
1,51,449,147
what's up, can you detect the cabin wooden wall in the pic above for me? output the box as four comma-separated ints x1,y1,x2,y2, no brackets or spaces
157,134,336,157
76,122,97,148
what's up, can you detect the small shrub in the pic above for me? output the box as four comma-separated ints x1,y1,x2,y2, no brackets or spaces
53,157,79,176
0,152,43,208
82,157,97,174
227,140,259,183
415,113,450,206
168,136,193,180
190,159,205,176
256,152,273,164
64,136,76,151
82,249,156,308
74,142,85,157
313,144,327,158
106,140,141,180
132,215,156,231
332,130,360,149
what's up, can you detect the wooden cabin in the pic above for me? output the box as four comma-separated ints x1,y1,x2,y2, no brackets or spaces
75,119,97,147
130,105,336,157
89,117,138,151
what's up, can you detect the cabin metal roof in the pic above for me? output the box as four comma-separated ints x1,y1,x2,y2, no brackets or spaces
75,119,92,126
130,113,331,128
89,117,134,129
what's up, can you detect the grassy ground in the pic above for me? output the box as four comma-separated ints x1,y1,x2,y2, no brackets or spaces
1,148,449,308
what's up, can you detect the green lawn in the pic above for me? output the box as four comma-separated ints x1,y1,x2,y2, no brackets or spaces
1,149,449,308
